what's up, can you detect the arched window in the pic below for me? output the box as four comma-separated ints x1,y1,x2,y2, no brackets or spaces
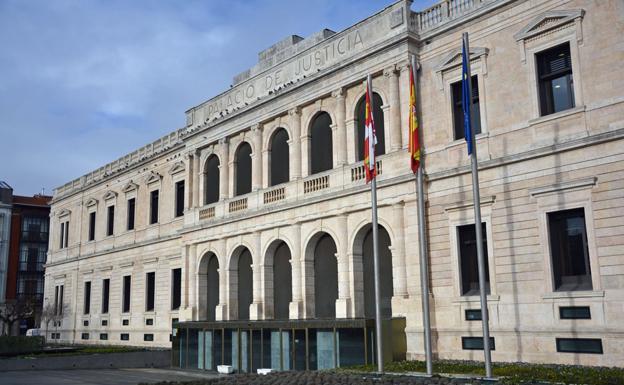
310,112,333,174
234,142,252,196
313,233,338,318
237,249,253,320
361,225,393,319
198,252,220,321
203,155,220,205
269,128,290,186
273,242,292,319
355,92,385,161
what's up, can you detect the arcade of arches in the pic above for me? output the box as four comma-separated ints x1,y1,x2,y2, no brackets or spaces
194,224,397,322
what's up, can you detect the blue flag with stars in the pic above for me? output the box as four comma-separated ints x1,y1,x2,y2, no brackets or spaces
461,38,473,155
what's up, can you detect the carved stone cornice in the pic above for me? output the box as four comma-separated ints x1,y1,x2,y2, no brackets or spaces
288,107,301,117
331,87,345,99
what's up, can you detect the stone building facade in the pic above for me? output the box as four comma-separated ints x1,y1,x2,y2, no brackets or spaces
44,0,624,367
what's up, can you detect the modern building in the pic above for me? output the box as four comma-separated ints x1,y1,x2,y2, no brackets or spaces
44,0,623,370
0,181,51,334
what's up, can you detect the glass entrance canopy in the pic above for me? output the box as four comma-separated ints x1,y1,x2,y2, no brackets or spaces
172,318,384,372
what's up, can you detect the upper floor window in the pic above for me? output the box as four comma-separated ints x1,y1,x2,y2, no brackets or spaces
537,42,574,116
149,190,159,224
145,272,155,312
59,221,69,249
106,205,115,236
88,212,96,241
234,142,252,196
204,155,220,205
355,92,385,161
101,278,110,314
127,198,135,231
548,208,591,291
83,281,91,315
175,180,185,217
458,223,490,296
310,112,333,174
269,128,290,186
451,75,481,141
122,275,131,313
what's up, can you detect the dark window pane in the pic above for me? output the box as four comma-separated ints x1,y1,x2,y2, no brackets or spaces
465,309,482,321
83,281,91,314
314,234,338,318
206,256,219,321
64,222,69,248
172,268,182,310
458,223,490,296
102,279,110,314
310,112,333,174
88,212,96,241
107,206,114,236
537,43,574,116
356,93,385,161
548,208,592,291
204,155,220,204
273,242,292,319
146,272,155,312
559,306,591,320
59,222,65,248
462,337,495,350
150,190,159,224
270,128,290,186
556,338,602,354
122,275,131,313
127,198,135,230
120,333,129,341
175,181,185,217
100,333,108,340
235,142,252,196
237,249,253,320
452,75,480,140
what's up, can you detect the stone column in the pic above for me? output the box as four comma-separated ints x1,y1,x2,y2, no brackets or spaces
192,150,200,207
289,222,303,319
289,108,302,180
215,238,228,320
249,231,263,319
332,88,347,166
385,66,402,151
184,151,193,209
335,214,351,318
251,124,263,191
188,244,198,319
398,61,411,149
218,138,230,199
391,201,408,298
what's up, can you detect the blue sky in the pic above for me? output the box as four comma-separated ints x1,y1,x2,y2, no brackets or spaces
0,0,437,196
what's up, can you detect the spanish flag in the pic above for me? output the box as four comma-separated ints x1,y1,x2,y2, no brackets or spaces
364,76,377,183
409,65,420,173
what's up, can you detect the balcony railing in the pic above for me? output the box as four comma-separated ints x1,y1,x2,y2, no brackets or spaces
199,206,215,220
415,0,492,33
229,197,248,213
350,160,383,182
304,174,329,194
264,187,285,204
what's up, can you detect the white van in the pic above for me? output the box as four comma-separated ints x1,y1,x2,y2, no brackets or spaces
26,328,41,336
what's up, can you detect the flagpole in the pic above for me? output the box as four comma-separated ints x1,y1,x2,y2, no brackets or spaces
463,32,493,379
368,74,384,373
411,55,433,376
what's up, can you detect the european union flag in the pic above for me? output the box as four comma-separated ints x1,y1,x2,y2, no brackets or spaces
461,38,473,155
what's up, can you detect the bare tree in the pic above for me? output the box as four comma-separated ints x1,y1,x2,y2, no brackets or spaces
0,298,36,336
39,302,56,342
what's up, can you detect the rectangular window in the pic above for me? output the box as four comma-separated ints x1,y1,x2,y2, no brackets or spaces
556,338,602,354
462,337,495,350
144,333,154,342
81,333,89,340
465,309,482,321
458,223,490,296
171,268,182,310
559,306,591,320
150,190,159,224
452,75,481,141
64,221,69,248
175,181,185,217
88,212,96,241
106,206,115,236
102,279,110,314
100,333,108,341
122,275,131,313
146,318,154,326
59,222,66,248
54,286,59,315
83,281,91,315
127,198,135,230
122,319,129,326
101,319,108,326
146,272,155,312
537,43,574,116
83,320,89,327
120,333,129,341
59,285,64,315
548,208,592,291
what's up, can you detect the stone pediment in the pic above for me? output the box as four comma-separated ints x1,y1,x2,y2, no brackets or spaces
103,190,117,201
122,181,139,193
58,208,71,217
145,172,162,185
436,47,489,73
85,198,98,208
514,9,584,42
168,161,186,175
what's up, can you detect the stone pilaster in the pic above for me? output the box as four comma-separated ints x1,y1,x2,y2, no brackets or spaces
398,60,411,149
249,231,263,319
289,222,303,319
184,151,193,210
218,138,229,200
335,214,351,318
392,201,408,298
215,238,228,321
385,66,402,151
192,149,200,207
251,124,263,191
333,88,347,166
288,108,302,180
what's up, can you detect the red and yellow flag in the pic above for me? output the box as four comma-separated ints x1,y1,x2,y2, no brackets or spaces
364,77,377,183
409,65,421,173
